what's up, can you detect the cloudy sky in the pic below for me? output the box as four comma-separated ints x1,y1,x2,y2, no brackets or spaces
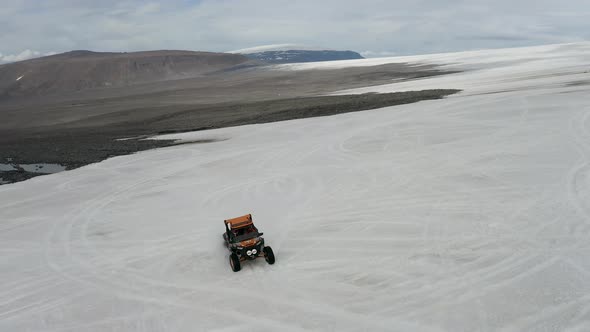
1,0,589,62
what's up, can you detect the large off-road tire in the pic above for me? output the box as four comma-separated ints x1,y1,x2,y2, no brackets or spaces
229,253,241,272
263,246,275,265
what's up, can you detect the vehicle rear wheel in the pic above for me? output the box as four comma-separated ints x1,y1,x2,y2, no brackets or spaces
230,253,241,272
263,246,275,265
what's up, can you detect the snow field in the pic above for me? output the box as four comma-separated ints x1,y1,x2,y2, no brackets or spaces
1,42,590,331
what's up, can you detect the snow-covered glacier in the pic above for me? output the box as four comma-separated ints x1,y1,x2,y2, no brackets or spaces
1,42,590,331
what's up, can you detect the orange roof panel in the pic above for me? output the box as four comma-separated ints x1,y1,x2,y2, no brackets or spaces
224,214,253,229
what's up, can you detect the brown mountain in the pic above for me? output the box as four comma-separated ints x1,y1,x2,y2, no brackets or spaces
0,50,251,100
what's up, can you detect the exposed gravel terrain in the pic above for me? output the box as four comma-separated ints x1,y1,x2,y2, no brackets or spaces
0,90,459,184
0,55,458,184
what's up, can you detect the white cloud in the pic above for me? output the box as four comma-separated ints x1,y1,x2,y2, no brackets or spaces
0,50,57,63
361,51,398,58
136,2,161,15
230,44,334,53
0,49,40,63
0,0,588,57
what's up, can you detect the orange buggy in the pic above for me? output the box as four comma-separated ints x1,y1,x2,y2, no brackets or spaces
222,214,275,272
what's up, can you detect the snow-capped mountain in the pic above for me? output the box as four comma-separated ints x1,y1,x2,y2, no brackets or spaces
231,44,364,63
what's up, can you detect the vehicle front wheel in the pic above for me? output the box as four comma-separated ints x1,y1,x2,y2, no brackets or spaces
263,246,275,265
230,253,241,272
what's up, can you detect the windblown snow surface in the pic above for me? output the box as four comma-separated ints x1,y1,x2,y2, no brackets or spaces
2,42,590,331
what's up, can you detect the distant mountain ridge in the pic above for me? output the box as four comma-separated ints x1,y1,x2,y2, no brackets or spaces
0,46,365,100
0,50,251,99
243,50,364,64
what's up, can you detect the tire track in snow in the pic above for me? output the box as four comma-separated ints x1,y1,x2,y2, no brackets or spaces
39,143,428,331
567,106,590,235
39,149,214,325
